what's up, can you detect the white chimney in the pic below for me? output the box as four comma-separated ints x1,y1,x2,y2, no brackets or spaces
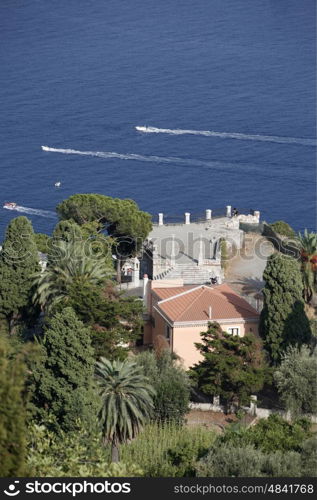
208,306,212,319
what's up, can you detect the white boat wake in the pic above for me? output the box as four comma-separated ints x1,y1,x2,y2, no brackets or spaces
41,145,239,170
41,145,310,185
135,126,317,147
3,204,56,219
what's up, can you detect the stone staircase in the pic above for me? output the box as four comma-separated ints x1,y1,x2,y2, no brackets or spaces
163,263,211,284
153,267,174,281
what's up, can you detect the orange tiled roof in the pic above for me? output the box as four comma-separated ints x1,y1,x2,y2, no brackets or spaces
153,286,195,301
153,284,259,322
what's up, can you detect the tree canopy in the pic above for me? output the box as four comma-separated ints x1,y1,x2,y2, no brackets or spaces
190,322,265,409
136,350,190,423
31,307,96,431
0,334,28,476
56,194,152,257
0,216,40,332
95,357,155,462
33,239,113,310
65,280,143,359
260,254,312,363
274,345,317,418
297,229,317,303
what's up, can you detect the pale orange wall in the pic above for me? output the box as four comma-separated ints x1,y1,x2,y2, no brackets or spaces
143,321,153,345
172,321,259,369
144,286,259,367
152,309,169,344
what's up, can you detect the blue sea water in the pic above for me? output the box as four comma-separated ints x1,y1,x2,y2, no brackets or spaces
0,0,315,238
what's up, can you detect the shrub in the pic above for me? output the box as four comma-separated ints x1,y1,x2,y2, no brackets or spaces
27,422,143,477
220,414,311,453
117,422,215,477
261,450,302,477
269,221,295,238
136,350,190,423
196,444,303,477
196,444,263,477
301,436,317,477
274,345,317,418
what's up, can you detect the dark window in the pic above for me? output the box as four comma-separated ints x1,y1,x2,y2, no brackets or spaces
166,325,171,340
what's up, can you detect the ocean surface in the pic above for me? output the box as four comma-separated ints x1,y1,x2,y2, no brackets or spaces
0,0,316,239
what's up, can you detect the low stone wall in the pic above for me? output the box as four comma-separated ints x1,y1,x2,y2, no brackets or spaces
189,402,317,423
237,214,260,224
189,402,223,413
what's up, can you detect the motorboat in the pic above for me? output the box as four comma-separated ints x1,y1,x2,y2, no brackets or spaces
54,181,61,187
3,202,17,210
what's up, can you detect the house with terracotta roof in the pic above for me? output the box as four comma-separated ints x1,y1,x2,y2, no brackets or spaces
143,279,260,369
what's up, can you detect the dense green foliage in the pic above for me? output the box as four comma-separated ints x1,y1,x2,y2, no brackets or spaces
220,414,312,453
136,350,190,423
33,239,113,310
52,219,115,257
0,203,315,479
260,254,311,363
27,422,143,477
196,443,302,477
190,322,265,409
56,193,152,257
66,281,143,359
274,345,317,418
31,308,96,431
96,357,155,461
0,334,28,476
27,420,215,477
0,217,40,332
51,220,83,243
269,221,296,238
34,233,51,254
117,422,215,477
196,415,315,477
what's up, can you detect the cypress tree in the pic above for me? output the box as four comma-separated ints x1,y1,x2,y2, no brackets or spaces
0,217,40,333
0,334,27,476
32,307,96,431
260,254,311,363
190,322,265,410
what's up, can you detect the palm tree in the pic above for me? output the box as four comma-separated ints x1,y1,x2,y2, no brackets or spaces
95,357,155,462
297,230,317,303
33,239,113,309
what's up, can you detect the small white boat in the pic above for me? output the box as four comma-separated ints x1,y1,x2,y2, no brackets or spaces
54,181,61,187
3,202,17,210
